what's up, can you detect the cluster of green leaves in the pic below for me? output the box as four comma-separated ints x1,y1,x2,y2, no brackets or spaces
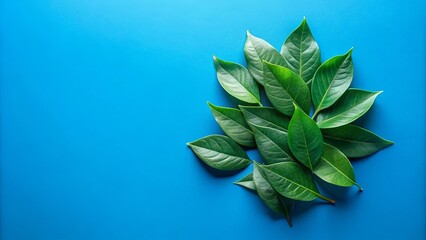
187,18,392,227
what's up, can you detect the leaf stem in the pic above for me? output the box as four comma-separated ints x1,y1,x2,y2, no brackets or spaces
311,109,319,119
317,194,335,204
286,217,293,228
355,183,363,192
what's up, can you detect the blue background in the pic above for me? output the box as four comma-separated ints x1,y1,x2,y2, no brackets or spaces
1,0,425,239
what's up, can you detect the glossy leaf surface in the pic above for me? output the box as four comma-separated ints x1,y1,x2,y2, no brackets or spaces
187,135,251,171
239,106,290,131
316,89,381,129
234,173,256,191
208,102,255,147
244,31,286,85
314,144,362,190
260,162,334,203
288,105,323,170
253,162,292,225
263,62,311,116
322,124,393,157
250,123,295,164
213,56,260,104
281,18,321,82
311,49,353,115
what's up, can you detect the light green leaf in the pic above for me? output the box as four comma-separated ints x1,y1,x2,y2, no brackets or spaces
322,124,393,158
253,162,293,226
263,62,311,116
314,144,362,190
213,56,261,104
288,105,323,170
316,89,382,129
281,18,321,82
239,106,290,131
187,135,251,171
311,49,354,117
208,102,255,147
249,123,295,164
244,31,287,85
234,173,256,191
260,162,334,203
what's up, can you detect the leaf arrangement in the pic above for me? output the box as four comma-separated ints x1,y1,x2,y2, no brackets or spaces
187,18,393,227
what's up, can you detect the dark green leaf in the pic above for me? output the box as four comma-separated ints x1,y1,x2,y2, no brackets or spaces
239,106,290,130
316,89,382,129
311,49,353,116
260,162,334,203
244,31,286,85
250,123,295,164
281,18,321,82
208,102,255,147
288,105,324,170
187,135,251,171
234,173,256,191
213,56,261,104
314,144,362,190
263,62,311,116
253,162,292,225
322,124,393,158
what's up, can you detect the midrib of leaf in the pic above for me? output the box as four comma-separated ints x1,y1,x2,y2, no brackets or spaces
300,121,313,170
318,93,378,125
218,61,261,105
249,112,287,132
318,156,355,185
254,125,294,161
299,22,305,77
188,144,246,160
214,109,253,134
313,56,348,116
324,135,380,144
264,167,319,198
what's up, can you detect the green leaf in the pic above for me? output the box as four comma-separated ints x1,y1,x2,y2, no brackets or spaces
244,31,287,85
187,135,251,171
239,106,290,131
314,144,362,190
208,102,255,147
213,56,261,104
234,173,256,191
311,49,354,117
253,162,293,226
260,162,334,203
249,123,295,164
263,62,311,116
316,89,382,129
281,18,321,82
288,105,324,170
322,124,393,158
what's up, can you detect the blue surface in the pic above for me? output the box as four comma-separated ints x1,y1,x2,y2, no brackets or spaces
1,1,425,239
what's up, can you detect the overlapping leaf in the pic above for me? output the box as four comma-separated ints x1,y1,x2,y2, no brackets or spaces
281,18,321,82
208,102,255,147
244,31,287,85
187,135,251,171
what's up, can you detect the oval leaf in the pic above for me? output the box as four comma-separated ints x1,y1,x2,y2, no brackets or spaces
253,162,293,225
281,18,321,82
213,56,260,104
314,144,362,190
239,106,290,130
263,62,311,116
288,105,324,170
322,124,393,158
244,31,287,85
250,123,295,164
316,89,382,129
311,49,354,115
187,135,251,171
208,102,255,147
260,162,334,203
234,173,256,191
